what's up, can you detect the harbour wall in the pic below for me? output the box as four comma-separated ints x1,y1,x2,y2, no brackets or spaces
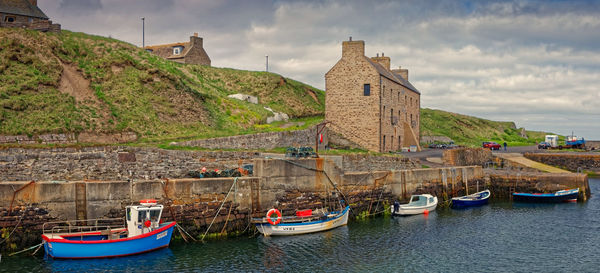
523,153,600,175
486,170,590,200
0,156,482,253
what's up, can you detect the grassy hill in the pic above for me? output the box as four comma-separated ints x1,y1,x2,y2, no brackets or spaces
0,28,324,143
0,28,551,148
420,108,550,147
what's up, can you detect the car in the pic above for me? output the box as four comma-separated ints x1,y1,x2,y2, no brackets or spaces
482,141,501,150
538,142,551,149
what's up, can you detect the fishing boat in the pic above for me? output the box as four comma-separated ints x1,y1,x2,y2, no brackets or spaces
42,199,176,259
512,188,579,203
451,190,491,208
391,194,438,216
252,205,350,236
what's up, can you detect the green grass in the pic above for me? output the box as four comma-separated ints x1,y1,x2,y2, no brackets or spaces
0,28,325,142
420,108,557,147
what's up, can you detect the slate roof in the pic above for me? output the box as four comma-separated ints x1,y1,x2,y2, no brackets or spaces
365,57,420,94
0,0,49,19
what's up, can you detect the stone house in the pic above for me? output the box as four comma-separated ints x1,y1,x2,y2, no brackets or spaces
0,0,60,32
325,38,421,153
144,33,211,66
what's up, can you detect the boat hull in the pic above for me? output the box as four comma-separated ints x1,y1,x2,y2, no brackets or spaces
513,189,579,203
391,196,438,216
42,222,176,259
452,190,490,208
255,206,350,236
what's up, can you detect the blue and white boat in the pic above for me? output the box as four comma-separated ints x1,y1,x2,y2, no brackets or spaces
513,188,579,203
42,199,176,259
391,194,438,216
253,206,350,236
452,190,491,208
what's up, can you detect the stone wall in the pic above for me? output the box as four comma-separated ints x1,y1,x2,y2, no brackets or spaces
421,136,453,144
524,153,600,174
487,170,590,200
175,125,327,150
0,132,137,145
340,154,418,172
0,156,483,253
443,148,492,166
0,146,258,181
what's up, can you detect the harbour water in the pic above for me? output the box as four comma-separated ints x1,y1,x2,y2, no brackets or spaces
2,178,599,272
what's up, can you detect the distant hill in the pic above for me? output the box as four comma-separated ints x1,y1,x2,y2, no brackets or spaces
420,108,549,147
0,28,324,143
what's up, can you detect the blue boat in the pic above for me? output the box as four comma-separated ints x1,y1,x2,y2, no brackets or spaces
512,188,579,203
451,190,490,208
42,199,176,259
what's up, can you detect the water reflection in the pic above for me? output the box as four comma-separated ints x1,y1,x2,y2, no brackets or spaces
45,247,175,272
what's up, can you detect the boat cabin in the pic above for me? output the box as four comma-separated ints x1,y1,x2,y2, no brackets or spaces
126,199,164,237
407,195,435,207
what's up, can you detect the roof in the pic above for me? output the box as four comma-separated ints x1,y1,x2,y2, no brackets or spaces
144,42,189,51
144,42,191,59
365,58,420,94
0,0,49,19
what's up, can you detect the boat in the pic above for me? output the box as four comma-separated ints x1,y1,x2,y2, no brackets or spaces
512,188,579,203
42,199,176,259
451,190,491,208
391,194,438,216
252,205,350,236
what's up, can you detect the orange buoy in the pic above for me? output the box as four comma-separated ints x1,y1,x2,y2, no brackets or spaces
423,210,429,215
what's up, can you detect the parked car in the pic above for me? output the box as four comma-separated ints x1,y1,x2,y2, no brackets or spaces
537,142,551,149
482,141,501,150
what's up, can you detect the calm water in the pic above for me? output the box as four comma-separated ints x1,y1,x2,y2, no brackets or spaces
3,178,599,272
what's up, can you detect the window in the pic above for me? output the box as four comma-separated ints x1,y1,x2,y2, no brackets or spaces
398,136,401,148
363,84,370,96
126,207,131,221
5,16,16,23
138,210,147,223
390,108,393,125
383,135,386,150
173,46,183,55
398,92,400,102
382,86,385,97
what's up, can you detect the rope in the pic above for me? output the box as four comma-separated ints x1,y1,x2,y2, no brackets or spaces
8,243,42,256
201,178,238,242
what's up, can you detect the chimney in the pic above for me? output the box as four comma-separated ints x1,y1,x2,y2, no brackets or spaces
392,66,409,81
371,54,391,70
28,0,37,6
190,33,203,48
342,39,365,59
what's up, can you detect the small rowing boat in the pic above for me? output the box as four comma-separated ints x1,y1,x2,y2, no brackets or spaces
512,188,579,203
452,190,490,208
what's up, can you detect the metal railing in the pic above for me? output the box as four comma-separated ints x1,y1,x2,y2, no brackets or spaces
43,218,126,241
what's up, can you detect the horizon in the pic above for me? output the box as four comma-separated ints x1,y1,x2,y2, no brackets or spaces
38,0,600,139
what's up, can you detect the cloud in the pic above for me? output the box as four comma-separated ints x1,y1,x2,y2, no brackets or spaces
38,0,600,139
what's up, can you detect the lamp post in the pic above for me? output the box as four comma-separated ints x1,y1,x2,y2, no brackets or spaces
265,55,268,72
141,17,145,48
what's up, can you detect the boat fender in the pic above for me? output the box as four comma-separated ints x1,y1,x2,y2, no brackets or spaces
144,220,152,228
266,208,282,225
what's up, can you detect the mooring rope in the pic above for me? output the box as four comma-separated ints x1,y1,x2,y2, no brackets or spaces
201,177,238,242
8,243,42,257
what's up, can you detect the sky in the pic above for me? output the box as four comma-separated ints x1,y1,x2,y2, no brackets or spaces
39,0,600,139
